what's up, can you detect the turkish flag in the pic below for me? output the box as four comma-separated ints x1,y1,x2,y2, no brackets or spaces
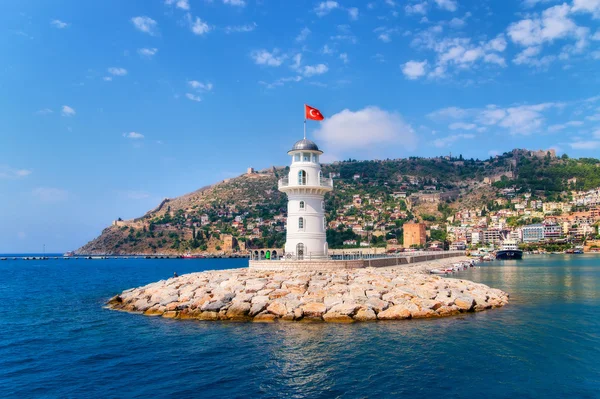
305,104,324,121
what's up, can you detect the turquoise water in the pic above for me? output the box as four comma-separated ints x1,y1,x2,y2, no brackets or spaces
0,255,599,398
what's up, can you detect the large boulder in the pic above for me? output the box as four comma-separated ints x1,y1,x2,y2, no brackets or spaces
353,308,377,321
266,302,287,317
377,305,411,320
253,312,277,322
301,302,327,318
201,300,225,312
454,296,475,311
226,302,251,320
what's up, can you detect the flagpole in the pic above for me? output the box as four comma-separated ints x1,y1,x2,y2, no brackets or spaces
303,104,306,139
304,119,306,140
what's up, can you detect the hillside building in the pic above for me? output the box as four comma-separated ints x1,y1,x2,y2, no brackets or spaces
403,222,426,248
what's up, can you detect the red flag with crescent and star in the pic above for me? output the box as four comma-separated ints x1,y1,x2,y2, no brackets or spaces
305,104,324,121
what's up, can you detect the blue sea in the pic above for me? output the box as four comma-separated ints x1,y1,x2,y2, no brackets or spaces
1,254,599,398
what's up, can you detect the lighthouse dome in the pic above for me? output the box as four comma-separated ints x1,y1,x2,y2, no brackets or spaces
290,139,321,152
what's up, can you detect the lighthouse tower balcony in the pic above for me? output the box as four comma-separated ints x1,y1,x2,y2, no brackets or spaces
278,176,333,193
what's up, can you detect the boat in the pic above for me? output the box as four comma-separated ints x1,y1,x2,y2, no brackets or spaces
430,269,447,275
63,251,74,257
495,240,523,260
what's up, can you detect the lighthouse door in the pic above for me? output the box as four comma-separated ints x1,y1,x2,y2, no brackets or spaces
296,243,304,260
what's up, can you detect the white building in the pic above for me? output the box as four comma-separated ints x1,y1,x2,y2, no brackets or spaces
278,139,333,259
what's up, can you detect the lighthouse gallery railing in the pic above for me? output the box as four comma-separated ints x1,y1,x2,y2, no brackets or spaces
278,177,333,189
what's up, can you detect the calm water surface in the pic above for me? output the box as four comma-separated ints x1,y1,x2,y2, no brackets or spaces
0,255,599,398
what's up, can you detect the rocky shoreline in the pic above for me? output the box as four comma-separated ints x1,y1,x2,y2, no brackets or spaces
106,258,509,322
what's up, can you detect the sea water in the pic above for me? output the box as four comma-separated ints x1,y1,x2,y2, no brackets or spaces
0,255,598,398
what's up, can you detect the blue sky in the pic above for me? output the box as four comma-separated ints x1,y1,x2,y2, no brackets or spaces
1,0,600,252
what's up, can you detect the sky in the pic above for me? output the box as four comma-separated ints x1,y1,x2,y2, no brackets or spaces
1,0,600,252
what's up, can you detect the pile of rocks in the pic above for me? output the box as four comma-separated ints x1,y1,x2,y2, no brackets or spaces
107,265,508,322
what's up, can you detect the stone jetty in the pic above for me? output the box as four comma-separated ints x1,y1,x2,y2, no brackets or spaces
106,258,509,322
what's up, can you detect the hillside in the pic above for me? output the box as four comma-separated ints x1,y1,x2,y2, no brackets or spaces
76,149,600,255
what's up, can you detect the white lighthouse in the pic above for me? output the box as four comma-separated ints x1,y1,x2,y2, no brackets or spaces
278,139,333,260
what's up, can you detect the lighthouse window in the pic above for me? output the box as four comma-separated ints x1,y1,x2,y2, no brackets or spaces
299,201,305,210
312,154,317,163
303,153,310,162
318,171,323,182
321,201,325,210
294,154,300,162
298,217,304,230
298,170,307,185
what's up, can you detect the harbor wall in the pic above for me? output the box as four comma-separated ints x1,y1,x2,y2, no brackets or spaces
249,251,466,271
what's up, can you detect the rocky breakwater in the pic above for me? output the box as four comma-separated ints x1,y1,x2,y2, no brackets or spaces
106,266,508,323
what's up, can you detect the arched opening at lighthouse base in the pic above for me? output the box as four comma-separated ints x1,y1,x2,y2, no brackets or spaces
296,243,304,260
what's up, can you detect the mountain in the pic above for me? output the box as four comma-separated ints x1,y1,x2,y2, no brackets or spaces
75,149,600,255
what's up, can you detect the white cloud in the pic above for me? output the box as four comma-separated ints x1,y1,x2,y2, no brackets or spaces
313,106,417,159
429,102,564,135
547,120,584,132
507,3,590,67
484,53,507,66
291,53,302,70
251,49,284,66
123,132,145,139
303,64,329,77
33,187,68,202
348,7,359,20
449,122,477,130
410,29,508,78
428,106,470,120
296,27,311,42
433,133,475,147
188,80,213,91
165,0,190,10
339,53,349,64
507,4,581,46
138,48,158,57
434,0,457,12
405,2,428,15
103,76,113,81
131,16,158,35
402,60,427,79
51,19,68,29
61,105,76,117
259,76,302,89
315,1,339,17
225,23,257,33
187,14,210,35
322,45,334,54
185,93,202,102
571,0,600,18
108,67,127,76
36,108,53,115
0,165,32,179
379,33,391,42
570,140,600,149
223,0,246,6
